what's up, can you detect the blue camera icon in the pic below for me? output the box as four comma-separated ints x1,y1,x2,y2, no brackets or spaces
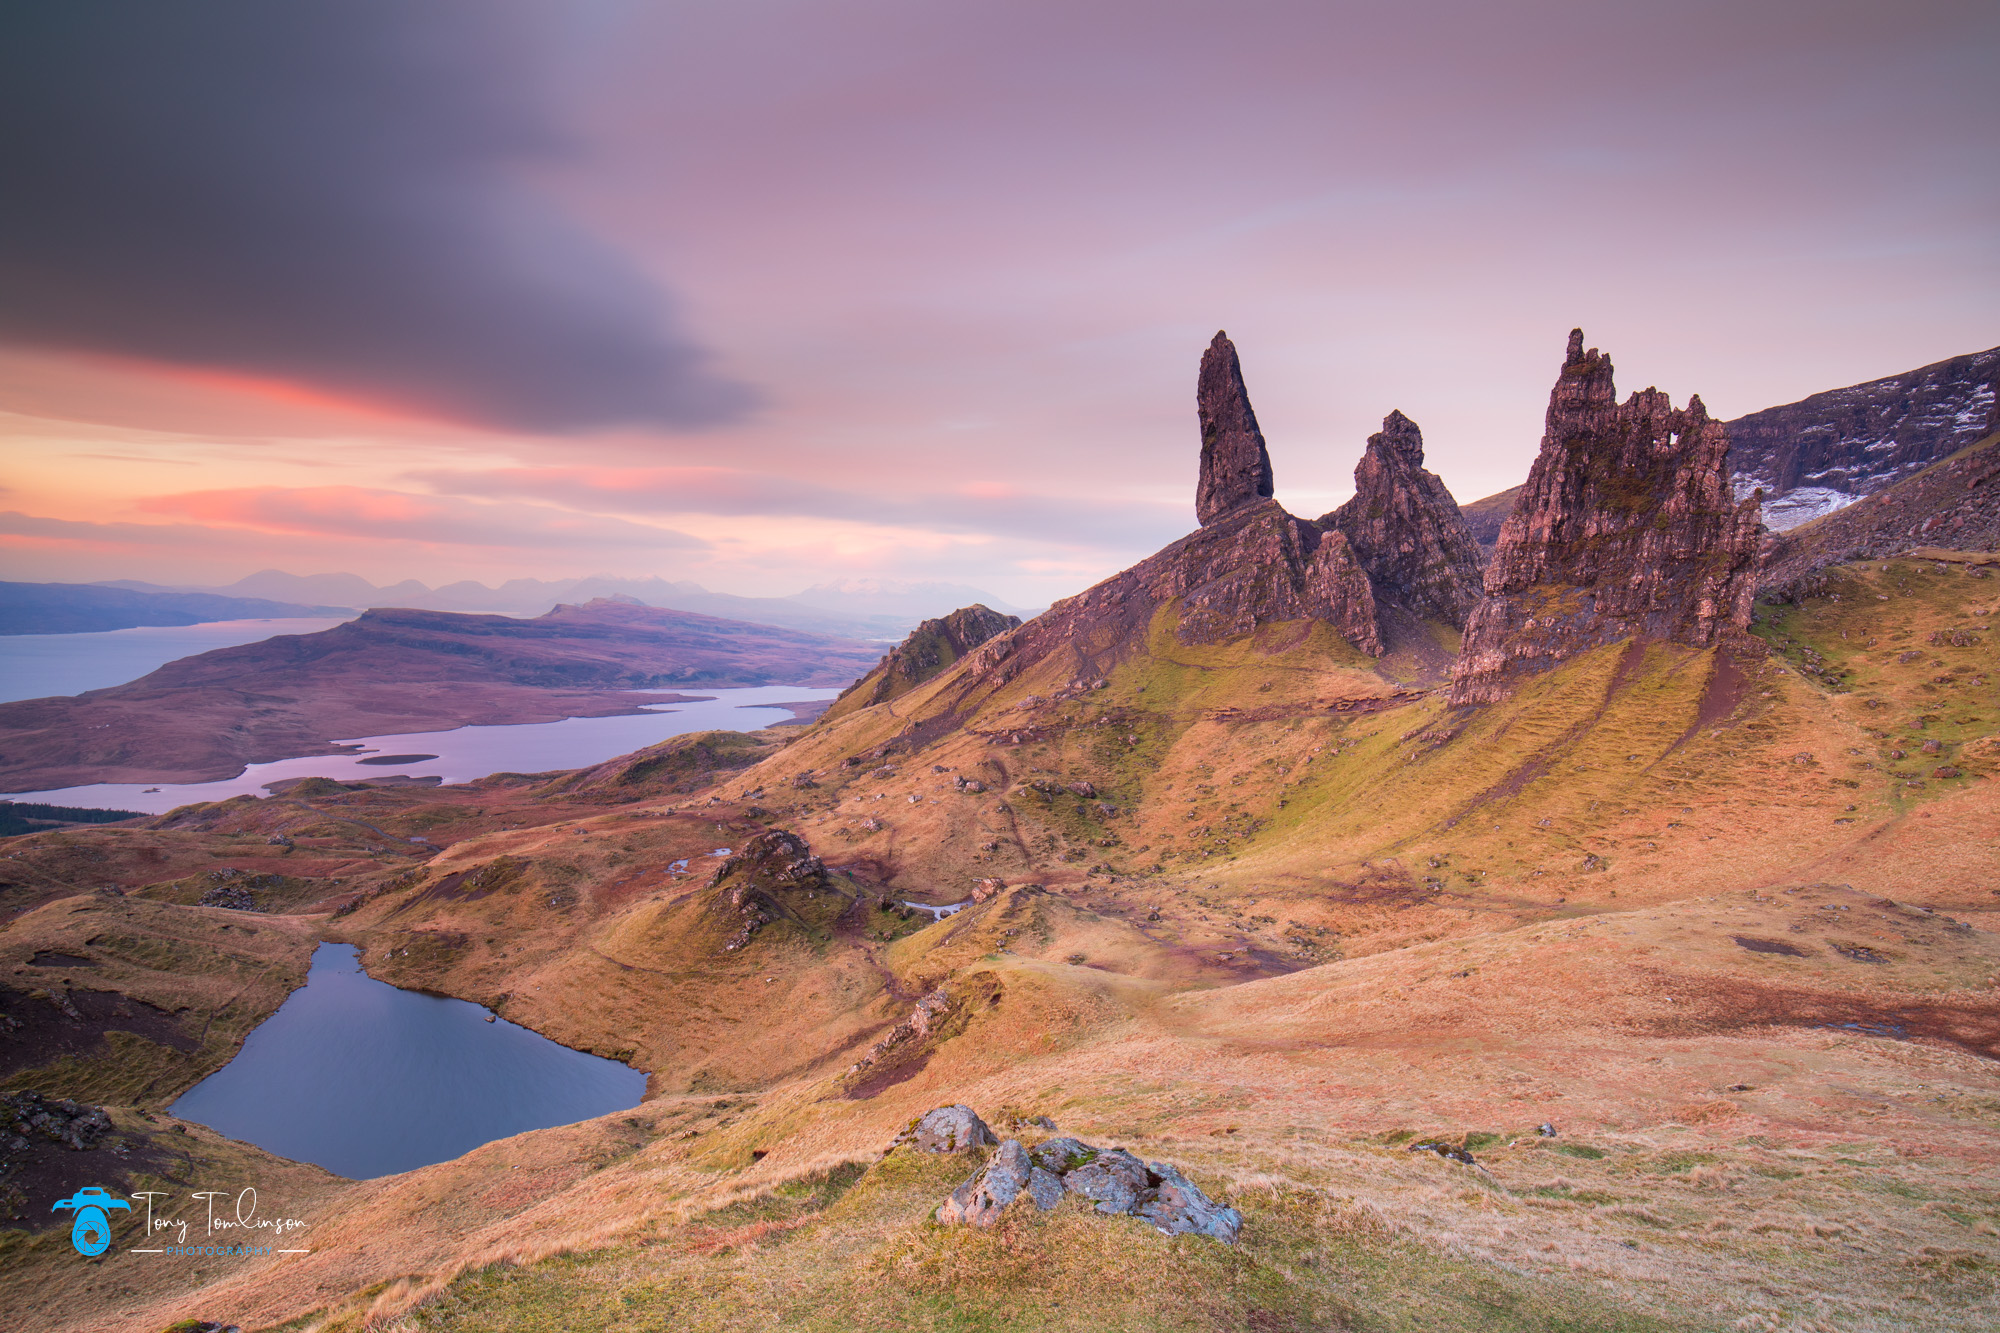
52,1186,131,1256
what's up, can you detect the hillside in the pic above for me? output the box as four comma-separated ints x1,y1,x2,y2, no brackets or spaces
1724,344,2000,530
0,580,345,635
1,332,1996,1333
0,599,880,791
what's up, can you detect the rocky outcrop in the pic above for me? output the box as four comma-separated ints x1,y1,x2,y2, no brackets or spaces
1,1090,112,1154
822,605,1023,722
707,829,832,951
1195,332,1274,525
1451,330,1763,705
1726,344,2000,530
1319,410,1485,628
926,1117,1242,1241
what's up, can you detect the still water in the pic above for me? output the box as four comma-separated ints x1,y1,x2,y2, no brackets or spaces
5,685,841,812
0,617,353,704
169,943,646,1179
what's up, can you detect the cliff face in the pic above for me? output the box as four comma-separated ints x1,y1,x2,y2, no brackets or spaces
1319,410,1484,629
823,604,1022,721
1450,331,1763,705
1725,345,2000,531
1194,332,1275,525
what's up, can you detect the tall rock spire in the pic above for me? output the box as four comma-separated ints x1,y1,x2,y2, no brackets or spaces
1321,410,1484,629
1195,331,1274,525
1449,330,1764,705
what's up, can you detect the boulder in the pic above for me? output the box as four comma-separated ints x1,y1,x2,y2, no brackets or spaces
1064,1147,1151,1215
1030,1136,1095,1174
1133,1161,1243,1242
912,1104,997,1153
936,1139,1065,1226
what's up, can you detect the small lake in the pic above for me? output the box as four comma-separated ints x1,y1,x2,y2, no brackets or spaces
169,942,646,1179
0,617,354,704
5,684,842,812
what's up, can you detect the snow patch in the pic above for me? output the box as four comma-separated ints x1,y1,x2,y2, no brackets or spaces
1761,487,1860,532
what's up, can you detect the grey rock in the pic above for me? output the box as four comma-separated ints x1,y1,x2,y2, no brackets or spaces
913,1104,998,1154
937,1138,1032,1226
1030,1136,1095,1174
1064,1147,1150,1215
1026,1165,1065,1211
1134,1161,1242,1243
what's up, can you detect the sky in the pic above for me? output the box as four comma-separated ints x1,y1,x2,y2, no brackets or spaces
1,0,1995,605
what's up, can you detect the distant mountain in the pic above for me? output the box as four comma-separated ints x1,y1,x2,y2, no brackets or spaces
1,581,348,636
94,570,1020,638
0,598,883,790
1724,344,2000,531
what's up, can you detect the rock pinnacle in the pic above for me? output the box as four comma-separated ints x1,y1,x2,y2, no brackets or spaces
1195,332,1274,525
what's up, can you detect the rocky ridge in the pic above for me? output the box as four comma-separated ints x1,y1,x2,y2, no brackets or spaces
1451,330,1763,705
1319,409,1486,629
823,604,1023,723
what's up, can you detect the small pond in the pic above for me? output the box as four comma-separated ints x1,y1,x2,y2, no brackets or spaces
169,943,646,1179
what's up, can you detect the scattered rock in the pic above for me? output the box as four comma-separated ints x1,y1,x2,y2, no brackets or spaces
1537,1123,1558,1137
1135,1161,1244,1242
1066,1147,1152,1214
970,877,1007,903
196,883,257,911
0,1090,112,1153
1409,1139,1479,1165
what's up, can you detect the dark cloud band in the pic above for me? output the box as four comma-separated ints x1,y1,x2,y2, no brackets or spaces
0,1,755,432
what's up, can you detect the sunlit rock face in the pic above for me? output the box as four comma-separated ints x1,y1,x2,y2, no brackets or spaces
1451,330,1763,706
1319,409,1484,630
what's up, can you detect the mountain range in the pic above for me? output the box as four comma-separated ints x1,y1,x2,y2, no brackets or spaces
90,572,1033,639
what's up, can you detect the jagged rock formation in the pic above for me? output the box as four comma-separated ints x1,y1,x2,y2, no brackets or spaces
1319,410,1485,628
1451,330,1763,705
822,605,1023,723
1195,332,1275,525
1725,344,2000,531
1760,431,2000,598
